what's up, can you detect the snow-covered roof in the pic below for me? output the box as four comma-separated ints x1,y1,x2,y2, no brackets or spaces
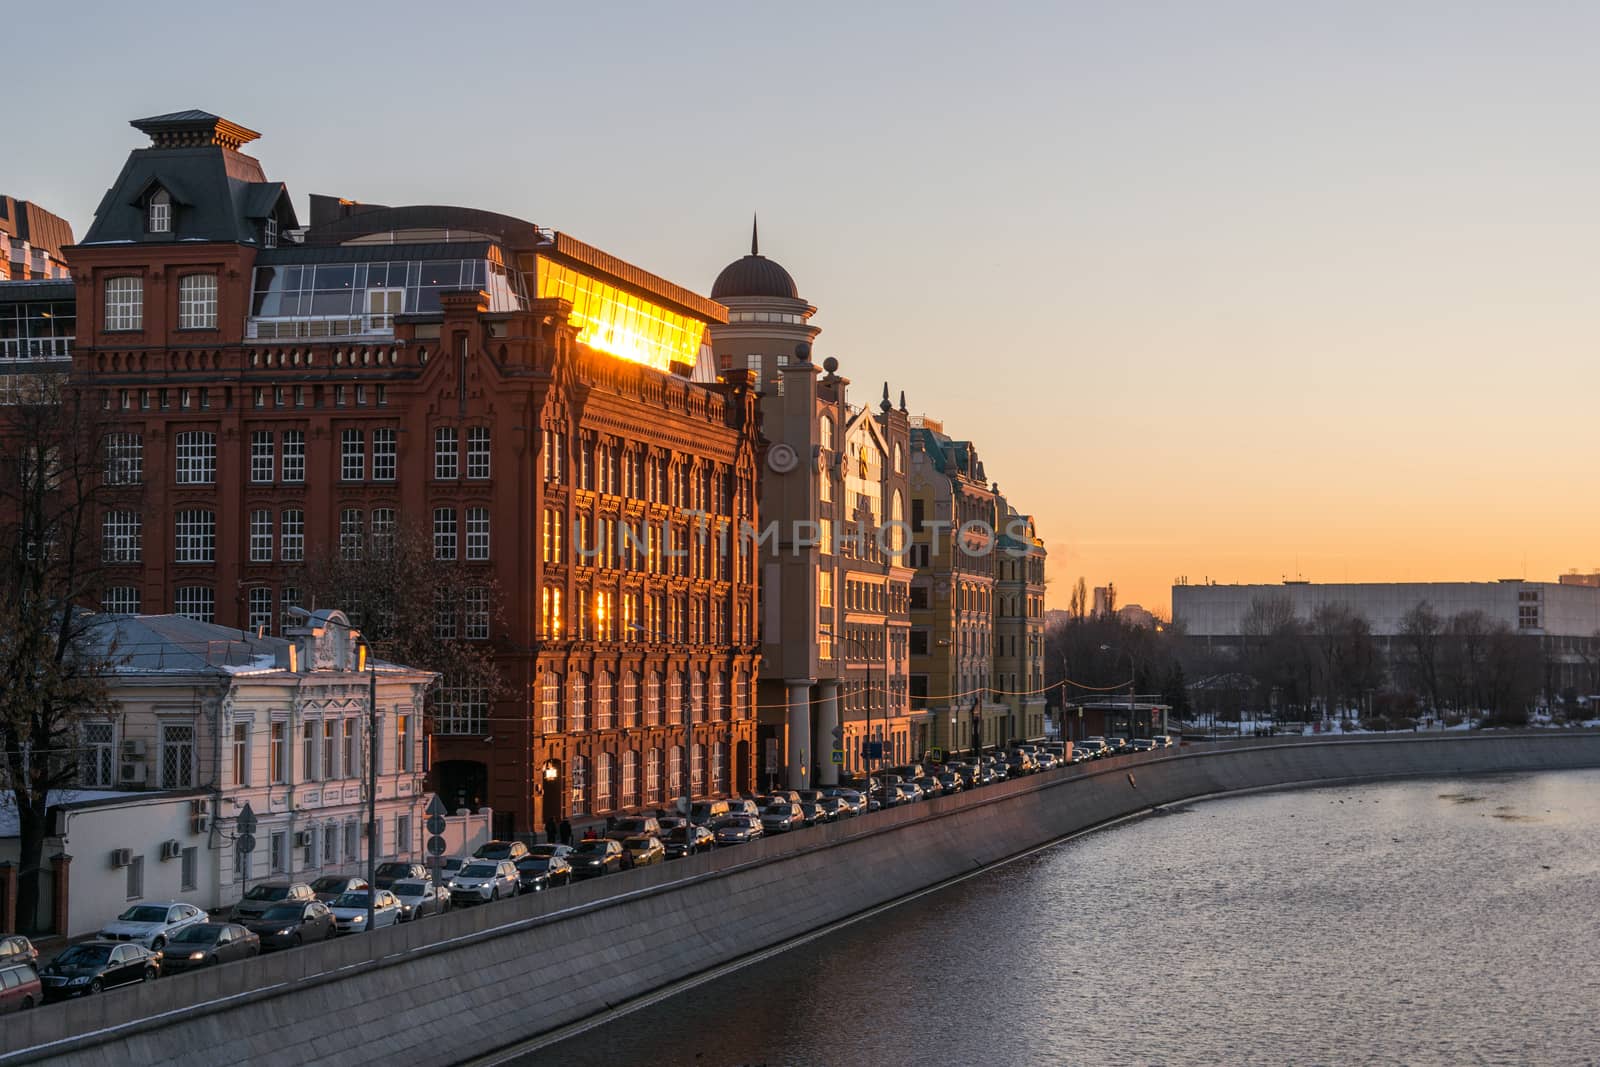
0,789,142,837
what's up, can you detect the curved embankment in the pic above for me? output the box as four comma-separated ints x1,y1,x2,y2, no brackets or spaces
5,732,1598,1066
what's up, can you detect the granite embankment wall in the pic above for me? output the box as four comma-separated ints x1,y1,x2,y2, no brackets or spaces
5,732,1598,1066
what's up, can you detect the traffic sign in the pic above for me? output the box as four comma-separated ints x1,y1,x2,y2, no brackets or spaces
236,833,256,854
425,795,449,817
928,747,944,763
830,748,844,764
425,836,447,856
861,741,884,761
425,814,447,836
236,802,258,836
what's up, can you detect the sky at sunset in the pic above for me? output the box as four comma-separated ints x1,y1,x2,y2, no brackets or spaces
10,2,1599,614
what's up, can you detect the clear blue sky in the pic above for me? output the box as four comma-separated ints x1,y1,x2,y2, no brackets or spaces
11,1,1600,612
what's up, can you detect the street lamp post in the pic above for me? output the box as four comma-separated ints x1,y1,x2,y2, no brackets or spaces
1101,642,1139,742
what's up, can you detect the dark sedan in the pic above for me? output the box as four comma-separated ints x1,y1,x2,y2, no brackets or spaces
514,856,573,893
161,923,260,973
372,862,430,890
663,824,715,859
309,875,369,903
243,901,337,950
40,941,158,1000
712,815,765,846
568,839,623,879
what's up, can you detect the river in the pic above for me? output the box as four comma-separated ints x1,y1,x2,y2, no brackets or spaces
524,770,1600,1066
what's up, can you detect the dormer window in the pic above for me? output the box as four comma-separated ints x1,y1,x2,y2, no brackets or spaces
148,189,171,233
263,215,278,249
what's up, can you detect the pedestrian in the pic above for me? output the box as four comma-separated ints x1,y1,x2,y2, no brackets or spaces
545,817,558,844
605,814,618,833
583,826,598,841
559,818,573,845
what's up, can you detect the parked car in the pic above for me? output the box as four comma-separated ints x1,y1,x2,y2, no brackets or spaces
390,880,449,920
0,935,39,968
39,941,157,1000
814,796,848,821
0,960,41,1013
569,838,624,878
606,816,662,842
373,862,431,890
329,890,402,933
1034,751,1060,771
161,923,261,973
800,802,834,826
230,881,316,922
622,836,666,867
662,824,715,859
1080,737,1110,758
309,876,369,903
712,814,765,846
448,860,520,903
527,843,574,862
1130,738,1157,753
895,782,925,804
472,840,530,863
1003,751,1037,776
514,856,572,893
99,901,208,950
913,775,945,798
760,802,804,833
821,788,866,816
241,900,337,950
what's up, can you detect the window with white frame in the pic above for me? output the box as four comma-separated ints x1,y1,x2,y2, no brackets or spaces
622,749,638,807
82,722,115,787
646,747,663,804
434,427,458,479
102,510,141,564
281,430,305,483
464,586,489,639
372,428,397,481
178,274,218,329
466,427,490,479
621,672,638,729
569,673,588,733
712,741,727,794
147,189,170,233
102,586,140,614
270,831,287,873
594,672,614,731
435,686,487,735
465,507,490,561
646,673,661,726
396,713,412,772
340,508,364,561
175,431,216,484
540,672,561,734
433,589,457,640
668,745,683,797
433,508,456,559
344,822,359,866
323,824,338,866
249,509,273,562
323,720,337,780
302,721,317,782
343,719,358,780
250,431,274,482
247,587,272,634
175,510,215,563
105,276,143,331
231,722,249,786
280,508,305,562
161,722,196,787
104,433,143,485
691,743,704,796
371,508,396,558
174,586,214,622
395,813,411,858
596,752,615,811
340,429,364,481
280,587,301,632
270,721,287,784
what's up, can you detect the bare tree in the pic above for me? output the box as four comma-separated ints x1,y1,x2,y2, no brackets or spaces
1068,577,1087,621
0,377,117,931
1397,601,1443,714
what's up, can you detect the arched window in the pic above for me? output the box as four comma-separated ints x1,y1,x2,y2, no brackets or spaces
148,188,171,233
894,441,905,473
890,490,906,556
667,671,683,724
596,752,615,811
568,672,588,733
571,755,590,815
646,748,663,804
540,672,560,734
646,672,661,726
594,671,614,731
668,745,683,797
819,414,834,450
691,743,705,795
712,741,727,794
710,673,726,722
690,670,704,723
622,750,639,807
621,671,639,729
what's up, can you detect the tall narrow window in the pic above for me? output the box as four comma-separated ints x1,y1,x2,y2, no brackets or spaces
464,586,489,639
250,431,275,483
147,189,171,233
174,510,216,563
303,721,317,782
247,587,272,633
280,508,305,562
160,723,196,788
340,508,364,561
249,510,273,562
397,714,412,772
105,277,144,331
82,723,115,787
231,722,249,786
466,427,491,479
372,428,397,481
465,507,490,561
281,431,305,483
434,427,458,480
343,719,358,780
371,508,396,559
177,274,218,329
102,511,142,564
433,508,456,560
340,429,364,481
270,722,287,784
175,432,216,484
104,433,143,485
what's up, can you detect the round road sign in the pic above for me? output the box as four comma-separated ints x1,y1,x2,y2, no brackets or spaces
425,814,447,836
426,836,447,856
236,833,257,854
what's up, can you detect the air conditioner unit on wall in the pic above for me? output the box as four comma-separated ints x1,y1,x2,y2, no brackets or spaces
110,848,132,868
159,840,183,861
118,763,147,785
293,831,312,848
191,813,210,835
121,739,146,758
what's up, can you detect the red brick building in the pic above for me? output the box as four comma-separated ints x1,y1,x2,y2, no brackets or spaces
66,111,762,837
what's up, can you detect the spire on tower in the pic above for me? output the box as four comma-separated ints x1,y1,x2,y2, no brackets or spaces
751,214,759,256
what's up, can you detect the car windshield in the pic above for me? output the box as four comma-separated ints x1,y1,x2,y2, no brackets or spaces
376,863,410,876
171,924,221,943
333,892,371,908
475,844,513,858
118,905,171,923
615,819,647,832
311,877,352,892
461,864,499,877
623,837,654,849
763,805,790,815
574,841,610,854
392,881,427,896
261,905,304,921
528,845,559,857
244,885,290,901
516,859,550,871
57,945,111,965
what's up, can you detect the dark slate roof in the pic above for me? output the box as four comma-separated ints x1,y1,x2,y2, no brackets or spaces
710,254,799,300
0,280,74,305
302,203,544,250
0,197,75,259
132,109,227,125
81,614,288,674
80,143,297,246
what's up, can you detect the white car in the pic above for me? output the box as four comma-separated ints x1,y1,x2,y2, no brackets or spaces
99,901,208,951
328,889,402,934
447,860,519,903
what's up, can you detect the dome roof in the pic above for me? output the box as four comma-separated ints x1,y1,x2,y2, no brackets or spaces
710,215,800,300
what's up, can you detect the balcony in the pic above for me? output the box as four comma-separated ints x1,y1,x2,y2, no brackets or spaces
0,336,72,361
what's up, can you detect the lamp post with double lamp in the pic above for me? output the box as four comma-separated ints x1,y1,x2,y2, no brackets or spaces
288,608,378,936
1100,642,1140,744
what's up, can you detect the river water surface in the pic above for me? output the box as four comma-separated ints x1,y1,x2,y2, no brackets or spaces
529,770,1600,1066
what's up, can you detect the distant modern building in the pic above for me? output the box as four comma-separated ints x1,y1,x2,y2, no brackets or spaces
1172,578,1600,696
0,279,75,402
0,195,73,281
707,226,915,786
1117,603,1160,630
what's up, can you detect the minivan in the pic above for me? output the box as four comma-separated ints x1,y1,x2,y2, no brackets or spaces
0,961,41,1013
